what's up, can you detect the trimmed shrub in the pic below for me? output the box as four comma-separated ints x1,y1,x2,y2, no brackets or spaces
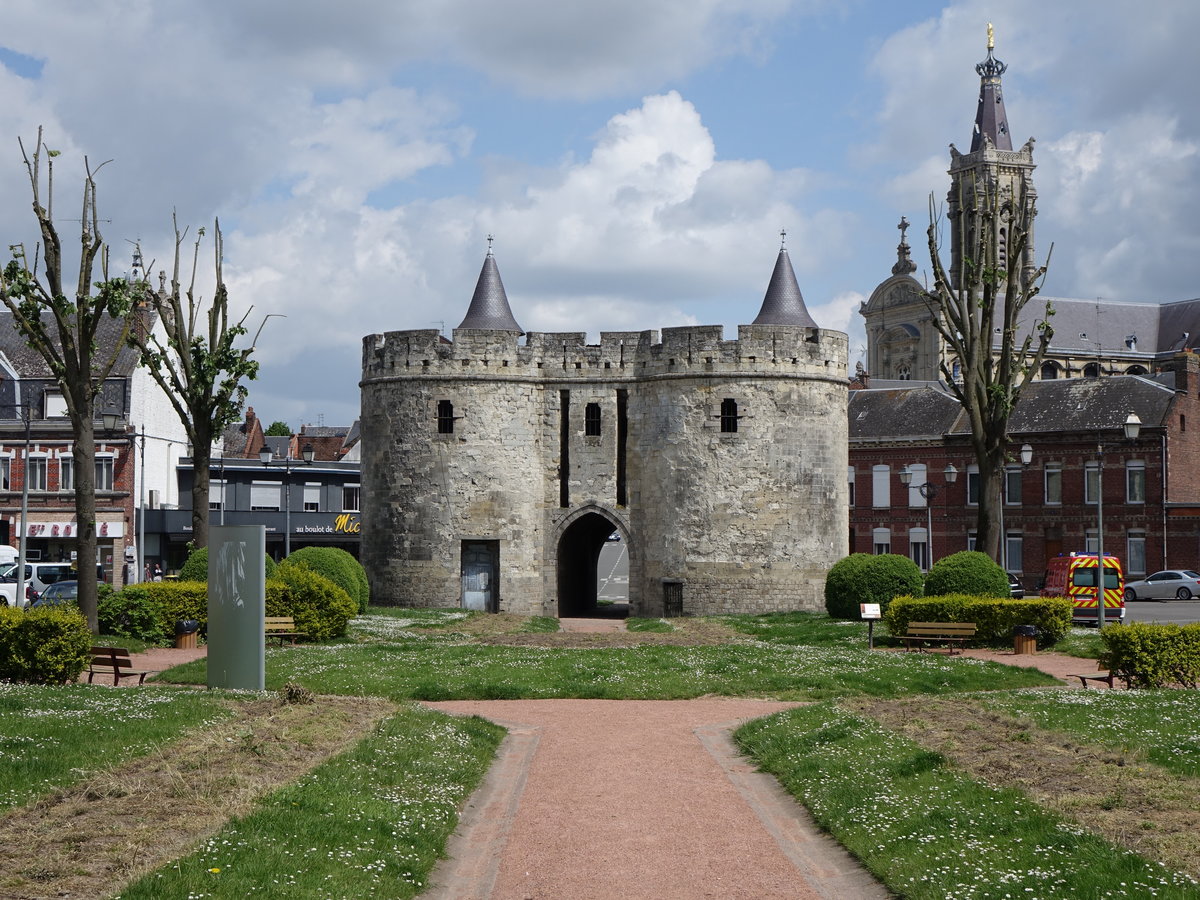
271,561,357,640
178,546,276,583
825,554,872,619
825,553,924,620
1102,622,1200,689
924,551,1009,598
100,582,208,644
0,605,91,684
284,547,368,613
884,594,1073,646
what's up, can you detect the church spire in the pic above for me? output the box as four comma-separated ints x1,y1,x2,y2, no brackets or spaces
456,236,523,333
752,230,818,327
971,23,1012,151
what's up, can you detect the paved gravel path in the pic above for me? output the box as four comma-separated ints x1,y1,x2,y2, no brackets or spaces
422,698,888,900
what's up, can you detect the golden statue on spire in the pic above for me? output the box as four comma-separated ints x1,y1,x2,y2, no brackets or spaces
987,22,994,50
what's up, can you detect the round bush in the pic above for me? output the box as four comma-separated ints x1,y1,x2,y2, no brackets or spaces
284,547,368,613
0,606,91,684
825,554,872,619
825,553,924,619
925,550,1009,598
178,546,276,582
271,562,357,640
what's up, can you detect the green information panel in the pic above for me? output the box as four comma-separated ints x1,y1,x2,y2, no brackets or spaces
207,525,266,691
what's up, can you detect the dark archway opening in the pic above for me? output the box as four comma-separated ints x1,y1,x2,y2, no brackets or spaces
557,512,627,618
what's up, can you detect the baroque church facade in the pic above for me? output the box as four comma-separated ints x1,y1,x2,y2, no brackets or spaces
360,246,848,617
861,32,1200,384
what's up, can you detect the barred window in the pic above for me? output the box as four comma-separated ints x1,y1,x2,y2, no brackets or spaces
437,400,455,434
720,398,739,433
585,403,601,437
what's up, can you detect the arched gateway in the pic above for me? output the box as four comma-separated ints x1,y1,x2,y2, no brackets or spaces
555,506,627,618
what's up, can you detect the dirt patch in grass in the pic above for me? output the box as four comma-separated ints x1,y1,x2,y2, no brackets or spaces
0,693,396,900
477,617,741,648
846,696,1200,880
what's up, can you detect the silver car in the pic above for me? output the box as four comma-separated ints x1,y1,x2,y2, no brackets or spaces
1123,570,1200,602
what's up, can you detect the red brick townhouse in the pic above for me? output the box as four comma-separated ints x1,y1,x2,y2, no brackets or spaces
849,353,1200,593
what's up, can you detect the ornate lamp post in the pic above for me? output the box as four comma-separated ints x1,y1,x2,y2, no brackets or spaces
259,443,315,556
899,463,960,569
1094,414,1141,628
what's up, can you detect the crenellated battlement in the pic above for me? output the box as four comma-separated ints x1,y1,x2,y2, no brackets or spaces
362,323,848,382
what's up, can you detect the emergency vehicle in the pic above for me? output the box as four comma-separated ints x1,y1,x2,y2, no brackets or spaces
1040,552,1125,625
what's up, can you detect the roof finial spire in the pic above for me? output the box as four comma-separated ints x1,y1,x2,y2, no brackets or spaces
779,227,787,251
892,216,917,276
486,233,495,257
987,21,994,50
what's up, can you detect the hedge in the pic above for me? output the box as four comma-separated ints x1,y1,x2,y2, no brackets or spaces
99,582,210,645
924,551,1009,598
825,553,924,620
1102,622,1200,688
884,595,1073,647
101,570,354,644
178,546,277,583
284,547,369,614
0,605,91,684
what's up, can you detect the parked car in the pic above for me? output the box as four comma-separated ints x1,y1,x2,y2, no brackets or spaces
0,576,38,609
1007,573,1025,599
1123,570,1200,601
32,580,79,607
0,562,75,595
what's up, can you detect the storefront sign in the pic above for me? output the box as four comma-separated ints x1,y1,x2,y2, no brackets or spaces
20,521,124,538
333,514,360,534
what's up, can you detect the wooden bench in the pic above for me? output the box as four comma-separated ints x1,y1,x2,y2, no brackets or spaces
265,616,306,645
87,647,149,686
902,622,977,656
1075,661,1120,689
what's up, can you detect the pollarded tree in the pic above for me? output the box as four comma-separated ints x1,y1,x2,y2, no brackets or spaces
128,217,260,550
924,177,1054,562
0,129,140,632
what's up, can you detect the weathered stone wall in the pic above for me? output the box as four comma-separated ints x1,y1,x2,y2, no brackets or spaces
361,322,848,615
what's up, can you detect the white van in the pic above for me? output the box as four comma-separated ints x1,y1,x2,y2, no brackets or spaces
1,562,75,595
0,545,18,567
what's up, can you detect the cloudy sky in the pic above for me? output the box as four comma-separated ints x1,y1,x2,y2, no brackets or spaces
2,0,1197,429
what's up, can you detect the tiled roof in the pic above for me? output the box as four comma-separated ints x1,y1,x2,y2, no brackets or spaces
849,385,962,441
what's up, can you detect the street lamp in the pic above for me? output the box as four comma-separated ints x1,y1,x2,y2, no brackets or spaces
899,463,959,570
260,443,315,557
1094,413,1141,628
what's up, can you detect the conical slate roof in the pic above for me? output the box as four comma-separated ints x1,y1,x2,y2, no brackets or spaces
971,29,1013,152
752,248,818,327
457,251,523,332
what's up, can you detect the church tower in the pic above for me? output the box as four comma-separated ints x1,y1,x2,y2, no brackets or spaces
946,25,1038,290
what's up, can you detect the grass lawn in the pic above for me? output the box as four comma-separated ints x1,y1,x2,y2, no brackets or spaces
737,697,1200,899
5,607,1196,899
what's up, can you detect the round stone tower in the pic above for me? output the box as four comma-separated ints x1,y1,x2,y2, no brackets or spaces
360,242,848,616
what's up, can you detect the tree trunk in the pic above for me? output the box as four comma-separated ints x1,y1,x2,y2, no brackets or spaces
975,464,1003,563
73,411,99,633
190,427,212,549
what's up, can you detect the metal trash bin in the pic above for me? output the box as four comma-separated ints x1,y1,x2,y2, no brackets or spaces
1012,624,1038,655
175,618,200,650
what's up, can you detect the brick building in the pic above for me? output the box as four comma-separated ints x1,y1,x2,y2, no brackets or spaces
850,354,1200,592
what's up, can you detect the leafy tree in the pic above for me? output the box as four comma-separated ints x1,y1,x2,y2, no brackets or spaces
128,216,262,549
0,129,141,631
924,179,1054,561
265,420,291,436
